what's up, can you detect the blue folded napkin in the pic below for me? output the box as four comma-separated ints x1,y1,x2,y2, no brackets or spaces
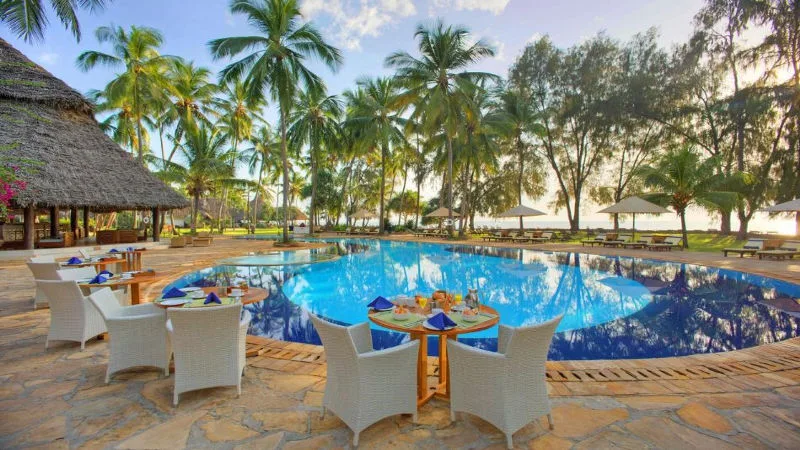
191,279,215,287
428,312,456,330
368,296,393,310
109,248,119,253
204,292,222,305
98,270,113,277
88,274,108,285
163,287,187,299
67,257,82,265
126,247,134,252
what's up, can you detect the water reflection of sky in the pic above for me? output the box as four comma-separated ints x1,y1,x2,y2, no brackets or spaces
165,239,800,360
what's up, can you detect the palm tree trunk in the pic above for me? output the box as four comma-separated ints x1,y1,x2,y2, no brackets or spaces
399,165,408,225
337,156,355,226
446,136,454,237
310,149,317,234
192,193,200,233
253,160,264,226
280,108,290,243
379,144,386,235
680,211,689,249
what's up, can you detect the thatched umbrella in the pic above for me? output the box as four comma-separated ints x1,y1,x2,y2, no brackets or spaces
0,39,188,249
763,198,800,236
425,207,460,218
351,209,376,220
597,196,670,240
498,204,546,233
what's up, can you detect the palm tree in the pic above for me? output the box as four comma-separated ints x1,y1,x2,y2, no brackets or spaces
287,88,341,234
344,78,407,234
215,76,265,232
242,124,279,224
177,126,235,232
637,147,738,248
77,25,171,162
87,88,143,152
1,0,111,43
386,20,496,236
209,0,343,243
164,58,218,144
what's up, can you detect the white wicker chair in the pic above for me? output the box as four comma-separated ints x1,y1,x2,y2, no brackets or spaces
37,280,107,350
447,315,563,449
26,261,62,309
88,288,171,383
79,249,92,259
57,267,129,305
309,313,419,447
166,303,251,406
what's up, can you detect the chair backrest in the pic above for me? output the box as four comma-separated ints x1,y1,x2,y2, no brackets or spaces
617,234,632,242
638,235,653,244
742,239,764,250
594,233,606,241
88,288,124,320
167,304,242,365
29,255,55,263
309,314,360,368
503,315,563,368
56,267,97,281
541,231,553,239
37,280,90,323
79,249,92,259
782,240,800,251
665,236,683,245
26,262,62,281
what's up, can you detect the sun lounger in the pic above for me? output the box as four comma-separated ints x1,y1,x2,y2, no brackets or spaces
604,233,632,247
723,239,764,257
529,231,554,243
482,232,504,242
647,235,683,251
581,233,606,247
756,241,800,260
622,235,652,249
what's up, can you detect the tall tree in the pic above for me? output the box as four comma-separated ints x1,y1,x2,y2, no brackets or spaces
242,124,279,225
1,0,111,43
210,0,342,243
287,87,342,234
77,25,170,162
386,20,496,237
344,78,407,235
638,147,737,248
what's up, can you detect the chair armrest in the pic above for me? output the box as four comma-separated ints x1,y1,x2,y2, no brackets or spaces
119,303,162,317
349,322,374,354
357,340,419,384
107,312,166,324
447,339,507,385
497,324,513,355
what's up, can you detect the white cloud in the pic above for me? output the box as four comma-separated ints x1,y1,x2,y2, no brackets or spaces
37,52,59,65
489,39,506,61
302,0,417,51
432,0,509,15
527,32,543,43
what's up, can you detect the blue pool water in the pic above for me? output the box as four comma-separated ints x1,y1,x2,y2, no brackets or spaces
164,238,800,360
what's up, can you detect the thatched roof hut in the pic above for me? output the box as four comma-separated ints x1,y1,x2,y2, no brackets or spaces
0,39,187,213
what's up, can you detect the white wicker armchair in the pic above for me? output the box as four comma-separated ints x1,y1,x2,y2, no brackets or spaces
37,280,107,350
26,261,61,309
88,288,171,383
57,267,129,305
309,313,419,447
30,255,55,263
447,315,563,449
166,304,251,406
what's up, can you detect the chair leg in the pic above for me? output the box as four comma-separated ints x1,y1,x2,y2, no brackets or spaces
173,392,179,407
450,409,456,422
81,341,85,350
506,433,513,449
105,369,111,384
412,412,418,424
353,431,359,447
547,413,554,430
320,407,326,420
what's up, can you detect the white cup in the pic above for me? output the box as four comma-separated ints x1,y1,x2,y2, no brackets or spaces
431,308,444,315
122,273,132,280
231,288,243,297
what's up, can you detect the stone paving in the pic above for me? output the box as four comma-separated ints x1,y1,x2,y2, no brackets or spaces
1,235,799,449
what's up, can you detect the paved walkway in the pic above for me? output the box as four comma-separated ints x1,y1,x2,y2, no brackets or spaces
1,236,799,449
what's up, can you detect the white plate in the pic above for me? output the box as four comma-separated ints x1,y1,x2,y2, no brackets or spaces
189,291,206,299
76,278,93,283
422,319,456,331
372,306,394,312
160,299,189,306
179,287,201,292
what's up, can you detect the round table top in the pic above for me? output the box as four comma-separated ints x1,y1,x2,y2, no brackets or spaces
154,287,268,308
77,272,161,288
60,257,125,267
369,305,499,336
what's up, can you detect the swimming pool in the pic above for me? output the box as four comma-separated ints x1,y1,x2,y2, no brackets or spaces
164,238,800,360
218,247,340,266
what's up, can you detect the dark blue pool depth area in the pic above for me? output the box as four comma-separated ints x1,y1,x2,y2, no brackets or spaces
164,239,800,360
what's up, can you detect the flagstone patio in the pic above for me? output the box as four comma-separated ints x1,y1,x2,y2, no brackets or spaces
1,236,799,449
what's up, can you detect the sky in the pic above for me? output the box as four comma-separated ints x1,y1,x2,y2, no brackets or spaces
4,0,795,233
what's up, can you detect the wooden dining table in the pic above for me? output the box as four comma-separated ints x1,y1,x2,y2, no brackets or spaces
107,249,147,272
61,256,129,272
369,304,499,406
77,272,161,305
153,287,268,307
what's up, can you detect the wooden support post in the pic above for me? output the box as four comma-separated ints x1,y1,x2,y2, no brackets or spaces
49,207,58,238
152,207,160,242
23,205,35,250
70,208,78,234
83,208,90,238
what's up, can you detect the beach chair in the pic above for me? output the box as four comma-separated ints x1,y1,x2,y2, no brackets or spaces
530,231,555,243
581,233,606,247
723,239,764,258
647,235,683,251
482,231,503,242
756,241,800,260
622,235,653,249
194,231,213,247
604,233,632,247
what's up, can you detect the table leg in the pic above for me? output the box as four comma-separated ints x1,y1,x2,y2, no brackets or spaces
438,335,449,399
411,332,436,406
131,284,141,305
